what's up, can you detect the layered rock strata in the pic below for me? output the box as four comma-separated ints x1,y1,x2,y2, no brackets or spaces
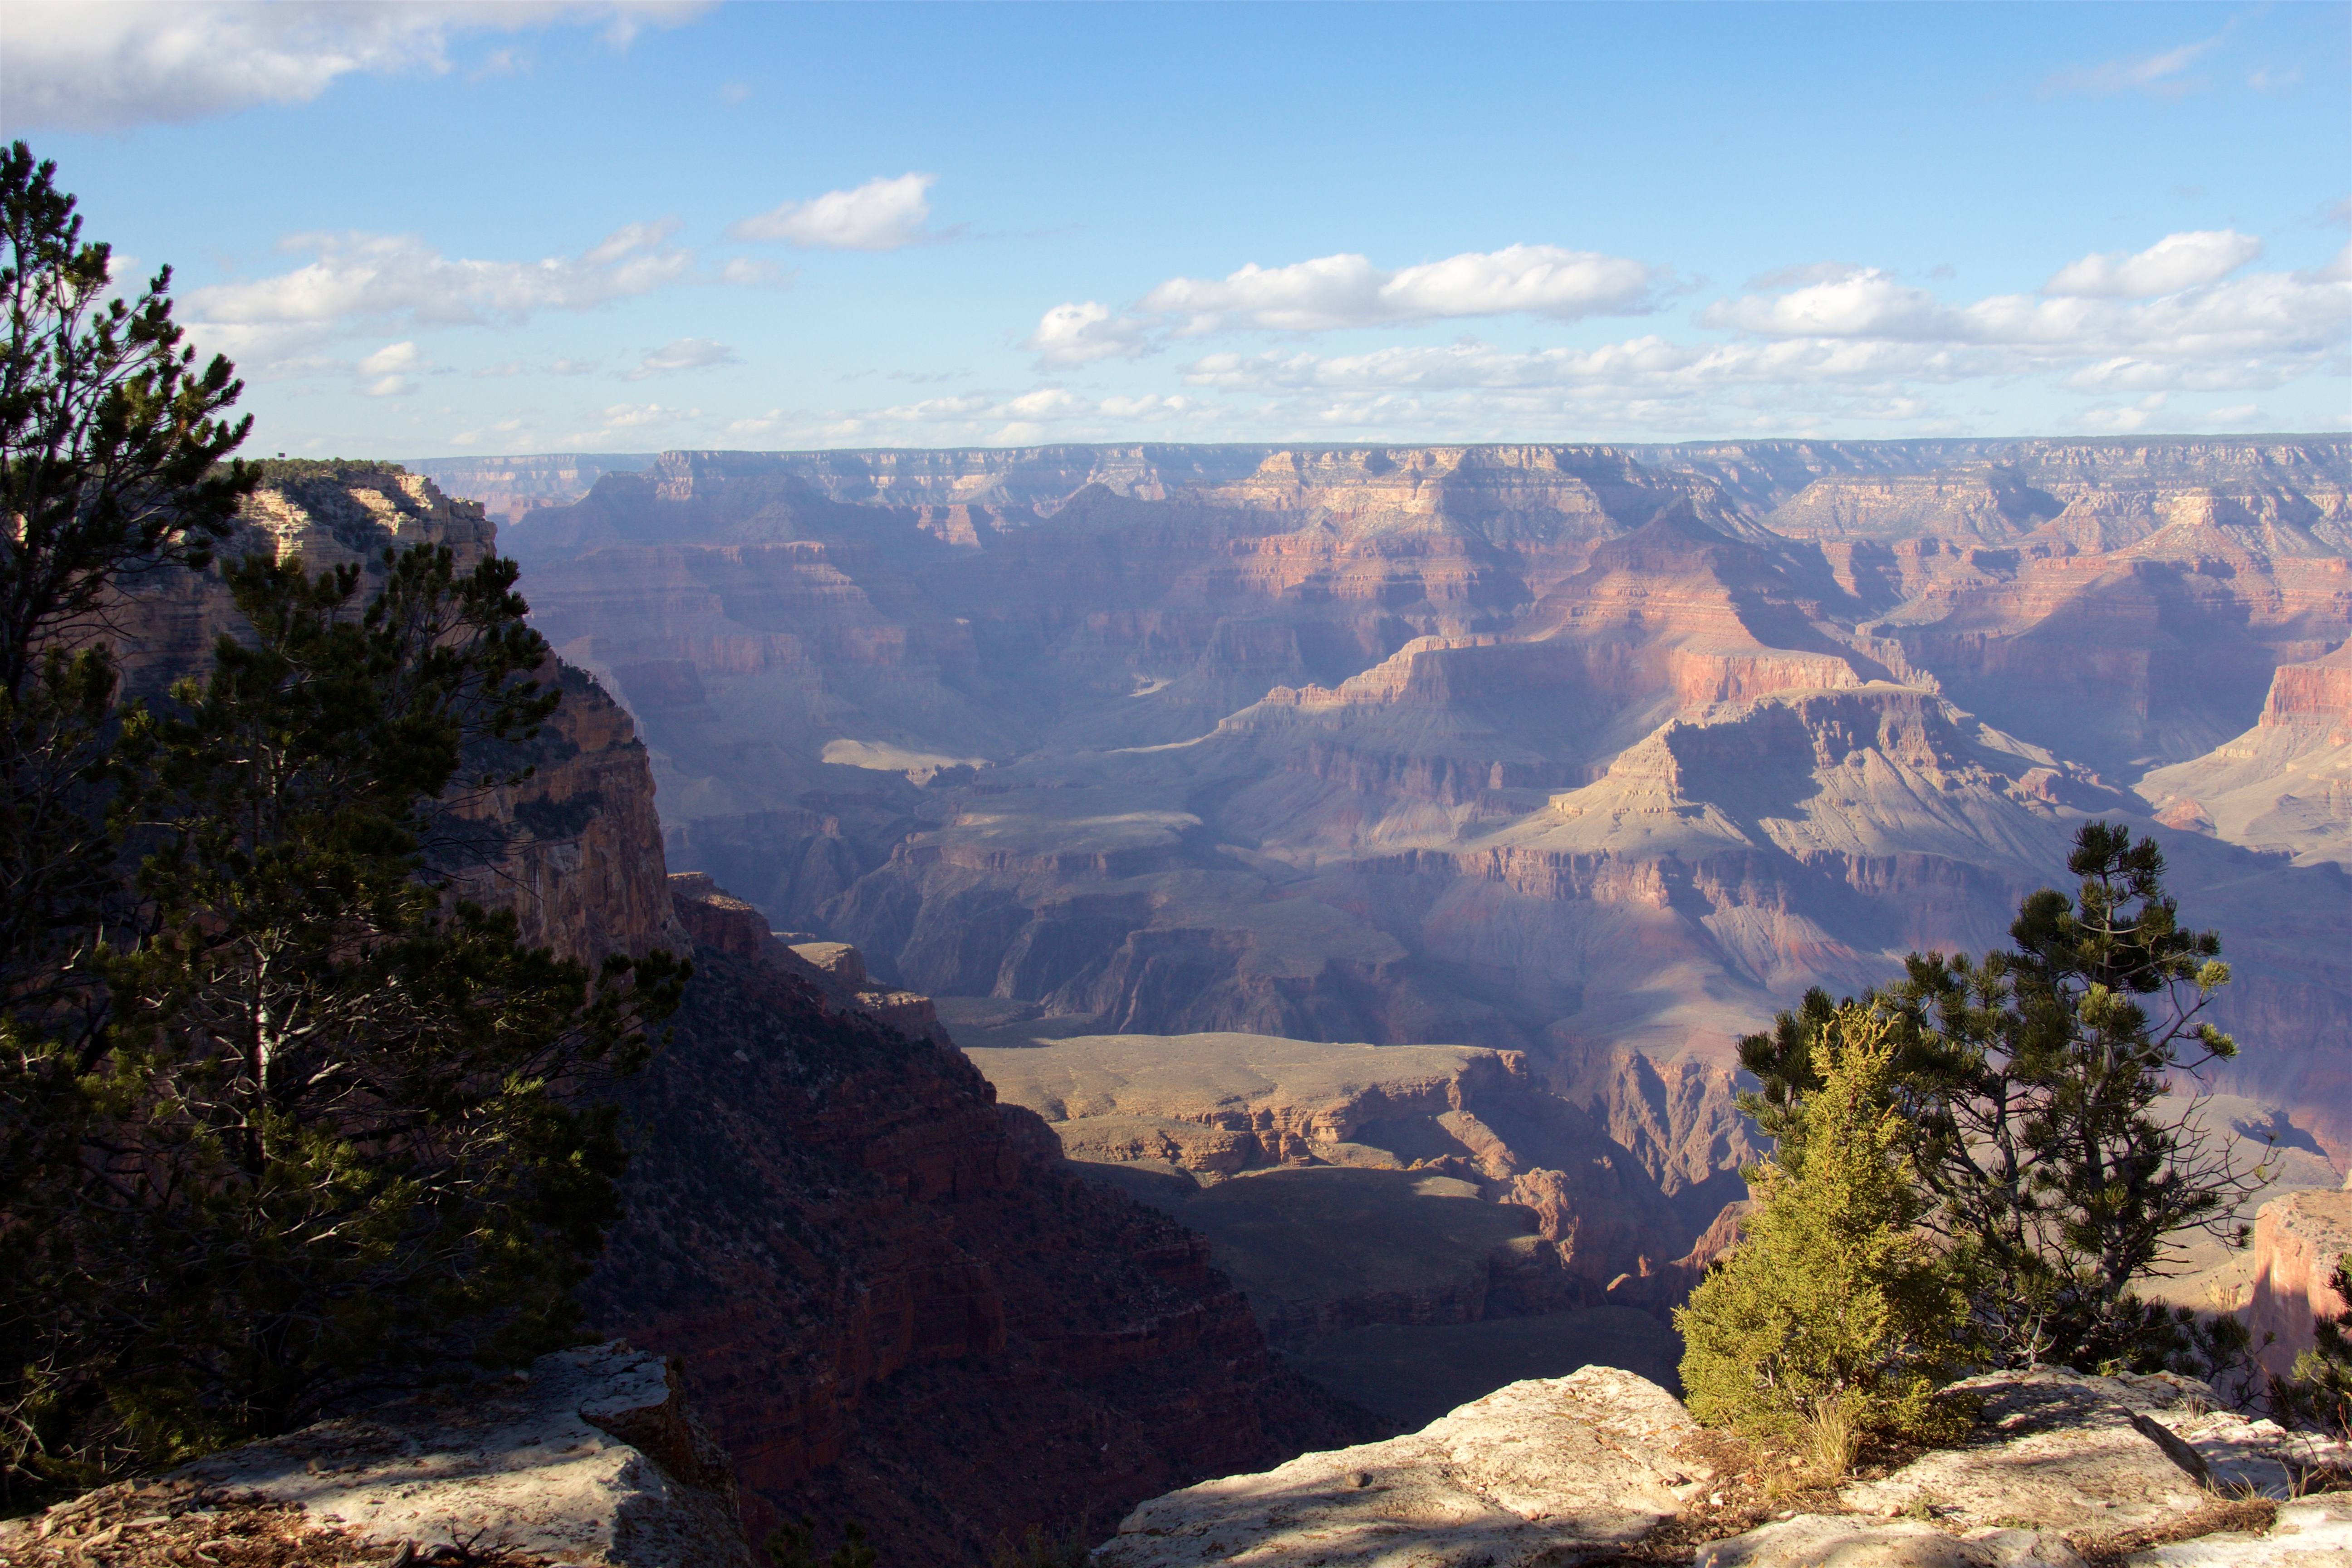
484,438,2352,1204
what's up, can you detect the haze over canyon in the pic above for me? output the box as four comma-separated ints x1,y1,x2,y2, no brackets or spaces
401,438,2349,1297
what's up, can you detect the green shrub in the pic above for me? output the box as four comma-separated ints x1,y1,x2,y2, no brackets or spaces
1676,1004,1972,1454
2272,1253,2352,1438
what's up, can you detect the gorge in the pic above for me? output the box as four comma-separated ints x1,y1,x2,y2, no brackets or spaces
122,441,2350,1559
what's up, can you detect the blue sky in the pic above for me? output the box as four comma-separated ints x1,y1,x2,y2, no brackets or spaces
5,1,2347,455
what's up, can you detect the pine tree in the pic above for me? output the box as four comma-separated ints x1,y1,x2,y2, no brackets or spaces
5,547,684,1487
1740,823,2261,1372
1677,1004,1970,1459
2273,1254,2352,1439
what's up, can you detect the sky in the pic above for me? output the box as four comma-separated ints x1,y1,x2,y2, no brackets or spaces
4,0,2348,457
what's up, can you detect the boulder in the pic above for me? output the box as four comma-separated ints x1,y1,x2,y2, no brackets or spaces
1838,1369,2208,1532
1695,1514,2086,1568
159,1342,750,1566
1092,1366,1701,1568
2124,1495,2352,1565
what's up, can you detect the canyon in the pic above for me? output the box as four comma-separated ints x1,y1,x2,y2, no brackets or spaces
464,439,2347,1282
87,447,2351,1559
100,467,1375,1562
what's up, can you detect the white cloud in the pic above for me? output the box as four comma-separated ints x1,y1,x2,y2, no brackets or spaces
2076,393,2172,432
356,340,426,376
593,402,684,428
1703,270,1956,339
1699,240,2348,382
721,256,789,286
472,359,523,378
184,225,692,372
361,374,411,398
728,173,940,251
1136,243,1658,333
2040,27,2230,99
2043,230,2264,298
548,358,602,376
625,337,739,380
1027,244,1662,368
582,218,681,266
558,401,699,445
1024,301,1154,367
0,1,712,132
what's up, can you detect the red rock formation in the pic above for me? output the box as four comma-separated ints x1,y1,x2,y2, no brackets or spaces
482,438,2351,1211
2245,1186,2352,1380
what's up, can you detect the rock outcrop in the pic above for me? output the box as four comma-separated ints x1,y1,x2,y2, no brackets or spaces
1093,1366,1702,1568
2247,1186,2352,1379
105,464,683,970
1096,1364,2351,1568
0,1343,754,1567
77,466,1372,1567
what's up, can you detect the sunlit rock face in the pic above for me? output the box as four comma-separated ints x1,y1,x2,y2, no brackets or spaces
487,438,2352,1201
103,467,682,969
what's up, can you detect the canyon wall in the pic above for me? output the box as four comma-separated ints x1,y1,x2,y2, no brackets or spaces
104,468,1371,1562
482,438,2350,1225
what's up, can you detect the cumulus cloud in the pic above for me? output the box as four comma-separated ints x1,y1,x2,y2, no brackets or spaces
1151,230,2348,439
559,401,698,445
625,337,739,379
1024,301,1154,366
1027,244,1662,368
184,223,692,371
1137,244,1658,333
1699,235,2347,383
355,340,426,376
729,174,941,250
2043,230,2264,298
0,1,711,132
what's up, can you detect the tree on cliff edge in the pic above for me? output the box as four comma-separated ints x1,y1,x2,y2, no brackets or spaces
0,145,684,1504
1678,1004,1971,1465
1740,822,2262,1372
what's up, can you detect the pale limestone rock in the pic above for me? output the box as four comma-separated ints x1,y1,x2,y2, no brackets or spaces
1838,1370,2207,1532
1695,1514,2086,1568
166,1342,751,1566
1091,1366,1697,1568
2013,1366,2352,1496
2126,1496,2352,1565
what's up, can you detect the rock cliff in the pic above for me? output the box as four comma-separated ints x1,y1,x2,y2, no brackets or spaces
484,438,2352,1211
105,464,682,969
579,928,1378,1563
85,466,1371,1565
0,1343,754,1567
2246,1184,2352,1380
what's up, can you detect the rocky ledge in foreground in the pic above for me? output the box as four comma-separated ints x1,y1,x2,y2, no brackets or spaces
1093,1365,2352,1568
0,1343,754,1568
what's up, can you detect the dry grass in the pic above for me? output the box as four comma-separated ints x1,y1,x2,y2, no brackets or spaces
2064,1495,2278,1568
0,1478,542,1568
1802,1399,1861,1480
